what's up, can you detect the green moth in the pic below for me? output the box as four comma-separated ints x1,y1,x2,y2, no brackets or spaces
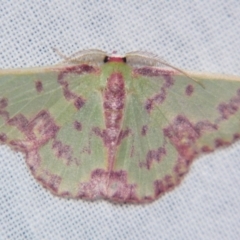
0,49,240,203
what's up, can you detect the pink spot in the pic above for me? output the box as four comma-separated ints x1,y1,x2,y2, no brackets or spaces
134,67,175,77
59,191,73,197
215,138,230,148
163,175,175,190
0,133,7,142
233,133,240,141
141,125,148,136
25,150,41,172
142,196,154,202
145,74,175,113
59,64,95,77
0,98,8,109
93,127,130,147
7,110,59,154
92,127,131,147
185,84,194,96
140,147,166,169
77,169,138,203
57,65,95,110
58,64,96,85
163,113,236,178
63,87,73,100
195,120,218,133
218,103,237,119
35,80,43,93
74,97,85,110
9,139,28,153
117,129,130,145
154,180,164,197
37,170,62,194
163,115,200,161
62,87,85,110
218,88,240,120
74,121,82,131
174,157,189,177
92,127,102,137
145,99,153,112
81,64,96,73
201,145,213,153
164,74,175,88
52,140,78,165
28,111,60,142
8,114,29,132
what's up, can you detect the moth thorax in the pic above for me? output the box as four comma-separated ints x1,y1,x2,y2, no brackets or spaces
107,73,124,92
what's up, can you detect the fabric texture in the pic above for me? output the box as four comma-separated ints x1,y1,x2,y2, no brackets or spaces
0,1,240,239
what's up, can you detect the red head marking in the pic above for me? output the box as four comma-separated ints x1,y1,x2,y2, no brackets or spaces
107,56,126,63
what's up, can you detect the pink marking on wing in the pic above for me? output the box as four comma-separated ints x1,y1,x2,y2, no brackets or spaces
92,127,102,137
28,111,60,142
201,145,214,153
23,149,40,172
158,111,240,198
35,80,43,93
140,147,166,169
59,191,72,198
8,114,29,132
141,125,148,136
163,115,217,162
62,85,85,110
74,120,82,131
0,133,7,142
164,74,175,88
74,97,85,110
57,64,97,110
77,169,138,203
58,65,96,85
0,98,8,109
117,129,130,145
134,67,175,77
218,89,240,120
8,110,59,156
145,73,175,113
185,84,194,96
154,175,177,198
52,140,80,165
233,133,240,141
37,170,62,194
195,120,218,133
95,127,119,151
63,87,74,100
215,138,231,148
9,139,28,153
154,179,164,197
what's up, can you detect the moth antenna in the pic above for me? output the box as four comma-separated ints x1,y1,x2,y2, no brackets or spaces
157,59,205,89
52,48,107,65
126,51,205,89
52,47,70,61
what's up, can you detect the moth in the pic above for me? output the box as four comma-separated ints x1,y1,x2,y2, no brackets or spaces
0,49,240,203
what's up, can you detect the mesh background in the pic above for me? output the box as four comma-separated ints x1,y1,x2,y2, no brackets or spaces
0,1,240,240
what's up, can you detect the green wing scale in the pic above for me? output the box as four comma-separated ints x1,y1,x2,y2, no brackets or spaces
0,50,240,203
